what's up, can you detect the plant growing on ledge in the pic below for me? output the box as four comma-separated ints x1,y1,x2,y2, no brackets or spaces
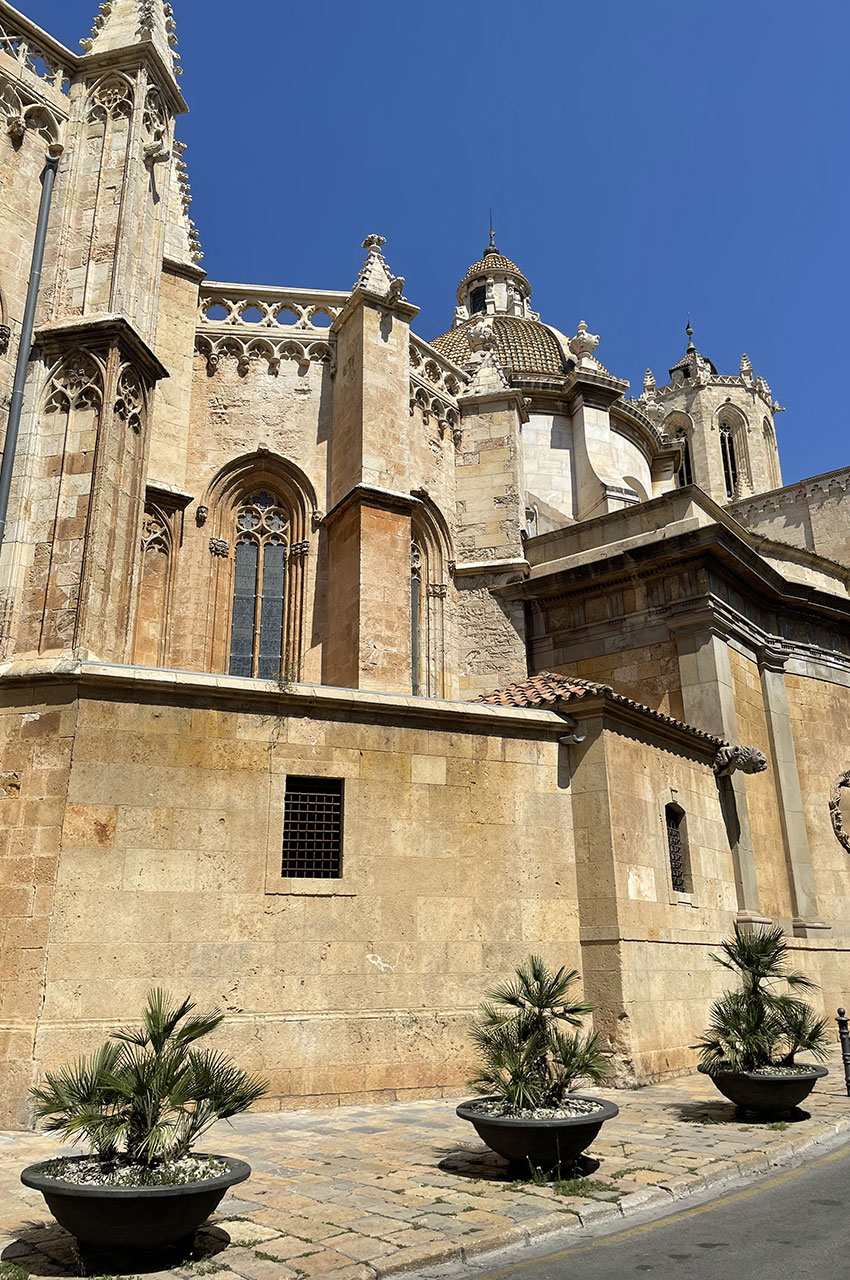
456,955,618,1170
696,923,831,1116
21,990,268,1253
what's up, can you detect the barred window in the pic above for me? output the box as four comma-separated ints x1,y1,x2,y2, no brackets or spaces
665,803,690,894
282,776,343,878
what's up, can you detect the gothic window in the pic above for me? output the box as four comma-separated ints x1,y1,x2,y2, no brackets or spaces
676,433,693,487
719,423,738,499
229,490,289,679
470,286,486,314
410,503,450,698
665,803,691,894
411,540,423,696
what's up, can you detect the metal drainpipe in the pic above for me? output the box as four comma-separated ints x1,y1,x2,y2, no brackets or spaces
0,143,63,553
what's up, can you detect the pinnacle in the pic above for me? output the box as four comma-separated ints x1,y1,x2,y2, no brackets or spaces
82,0,181,80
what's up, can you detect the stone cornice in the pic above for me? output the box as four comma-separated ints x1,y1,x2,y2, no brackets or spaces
333,286,419,330
35,314,169,383
323,483,420,526
0,656,575,738
77,45,188,115
162,255,206,285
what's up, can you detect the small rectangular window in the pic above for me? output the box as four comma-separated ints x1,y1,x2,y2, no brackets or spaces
470,286,487,314
665,803,690,894
281,776,343,878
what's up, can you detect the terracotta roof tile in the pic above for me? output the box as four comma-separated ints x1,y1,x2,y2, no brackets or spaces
431,316,568,377
476,671,724,745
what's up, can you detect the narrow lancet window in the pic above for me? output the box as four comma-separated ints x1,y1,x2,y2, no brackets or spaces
720,425,738,498
676,434,693,487
665,803,690,893
228,490,289,678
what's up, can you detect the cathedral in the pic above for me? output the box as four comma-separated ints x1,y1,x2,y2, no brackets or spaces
1,0,849,1127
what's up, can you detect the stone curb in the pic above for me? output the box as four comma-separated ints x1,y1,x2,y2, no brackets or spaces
369,1116,850,1278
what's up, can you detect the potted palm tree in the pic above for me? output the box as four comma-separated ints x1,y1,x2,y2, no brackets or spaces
456,955,618,1172
21,990,268,1252
696,924,830,1115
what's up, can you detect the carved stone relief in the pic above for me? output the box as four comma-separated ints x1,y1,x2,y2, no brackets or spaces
830,771,850,854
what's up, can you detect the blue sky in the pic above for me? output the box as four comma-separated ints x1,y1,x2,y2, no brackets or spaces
26,0,850,484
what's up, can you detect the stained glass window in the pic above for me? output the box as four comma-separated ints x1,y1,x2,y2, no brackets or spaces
228,491,289,678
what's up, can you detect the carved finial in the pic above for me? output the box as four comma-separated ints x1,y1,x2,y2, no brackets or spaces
569,320,600,366
739,352,753,380
643,368,656,396
686,314,694,348
353,234,406,302
487,208,497,252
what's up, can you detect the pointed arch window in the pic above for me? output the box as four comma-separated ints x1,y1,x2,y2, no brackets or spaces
719,423,738,499
229,491,289,679
675,432,693,488
410,503,450,698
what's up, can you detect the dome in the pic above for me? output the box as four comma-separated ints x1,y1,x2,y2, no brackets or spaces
460,247,530,293
431,315,569,377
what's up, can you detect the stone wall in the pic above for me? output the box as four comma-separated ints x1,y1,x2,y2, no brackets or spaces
728,649,794,922
787,671,850,940
731,469,850,569
0,669,582,1126
582,724,739,1079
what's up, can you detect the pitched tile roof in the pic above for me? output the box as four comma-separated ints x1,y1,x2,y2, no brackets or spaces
476,671,724,745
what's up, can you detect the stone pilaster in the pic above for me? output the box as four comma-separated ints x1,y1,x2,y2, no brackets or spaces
759,647,829,937
670,620,767,923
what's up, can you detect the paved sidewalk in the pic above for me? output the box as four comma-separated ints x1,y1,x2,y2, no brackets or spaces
2,1060,849,1280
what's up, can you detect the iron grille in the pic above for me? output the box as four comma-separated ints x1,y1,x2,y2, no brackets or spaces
282,776,343,878
666,806,686,893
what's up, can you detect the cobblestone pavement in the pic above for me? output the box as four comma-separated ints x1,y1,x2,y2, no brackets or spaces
2,1060,849,1280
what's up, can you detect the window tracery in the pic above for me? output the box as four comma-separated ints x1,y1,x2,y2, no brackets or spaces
410,501,451,698
113,365,144,433
87,74,133,123
229,490,290,680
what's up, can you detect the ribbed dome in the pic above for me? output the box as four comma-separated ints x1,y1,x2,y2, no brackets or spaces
431,315,569,377
461,248,530,292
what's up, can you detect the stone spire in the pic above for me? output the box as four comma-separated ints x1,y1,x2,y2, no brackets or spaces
353,234,406,302
82,1,181,80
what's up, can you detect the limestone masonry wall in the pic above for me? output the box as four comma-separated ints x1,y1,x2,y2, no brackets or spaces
0,679,581,1126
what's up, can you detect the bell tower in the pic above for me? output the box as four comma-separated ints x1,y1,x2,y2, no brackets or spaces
638,324,784,506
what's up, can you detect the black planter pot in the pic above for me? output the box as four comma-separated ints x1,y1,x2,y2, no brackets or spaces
456,1095,619,1171
701,1064,829,1115
20,1154,251,1251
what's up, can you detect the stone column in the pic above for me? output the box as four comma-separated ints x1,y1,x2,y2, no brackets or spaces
671,620,768,924
759,648,829,937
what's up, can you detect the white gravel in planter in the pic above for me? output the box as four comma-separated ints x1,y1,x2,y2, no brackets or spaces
37,1154,231,1187
469,1097,605,1119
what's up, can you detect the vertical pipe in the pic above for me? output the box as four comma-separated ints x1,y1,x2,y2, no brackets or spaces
0,145,63,552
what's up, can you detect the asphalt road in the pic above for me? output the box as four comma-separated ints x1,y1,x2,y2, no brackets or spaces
452,1142,850,1280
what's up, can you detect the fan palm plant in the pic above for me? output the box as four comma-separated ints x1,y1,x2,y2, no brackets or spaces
696,924,830,1075
31,989,268,1170
469,955,607,1111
